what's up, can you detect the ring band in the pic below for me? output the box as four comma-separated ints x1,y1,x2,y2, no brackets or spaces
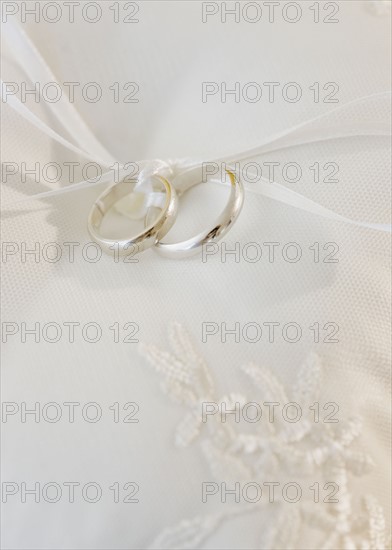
87,175,178,256
147,165,244,259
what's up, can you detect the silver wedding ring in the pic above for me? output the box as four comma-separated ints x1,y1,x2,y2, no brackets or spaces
87,175,178,256
87,163,244,259
148,165,244,259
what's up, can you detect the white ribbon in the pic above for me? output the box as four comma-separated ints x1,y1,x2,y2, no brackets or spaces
2,18,391,233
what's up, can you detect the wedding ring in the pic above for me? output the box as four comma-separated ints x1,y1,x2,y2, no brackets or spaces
87,175,178,256
147,165,244,259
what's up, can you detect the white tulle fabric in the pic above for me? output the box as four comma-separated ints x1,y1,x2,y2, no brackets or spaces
1,2,391,549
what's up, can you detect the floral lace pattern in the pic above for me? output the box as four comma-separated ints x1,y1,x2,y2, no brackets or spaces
139,323,390,550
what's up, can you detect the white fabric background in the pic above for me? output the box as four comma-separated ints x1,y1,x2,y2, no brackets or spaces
1,1,391,549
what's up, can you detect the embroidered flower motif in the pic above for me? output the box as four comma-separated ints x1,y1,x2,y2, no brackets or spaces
139,322,389,550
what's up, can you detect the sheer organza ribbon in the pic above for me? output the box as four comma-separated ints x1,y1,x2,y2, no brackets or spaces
2,19,391,232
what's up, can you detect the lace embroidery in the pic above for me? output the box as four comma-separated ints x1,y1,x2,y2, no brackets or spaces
139,323,390,550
